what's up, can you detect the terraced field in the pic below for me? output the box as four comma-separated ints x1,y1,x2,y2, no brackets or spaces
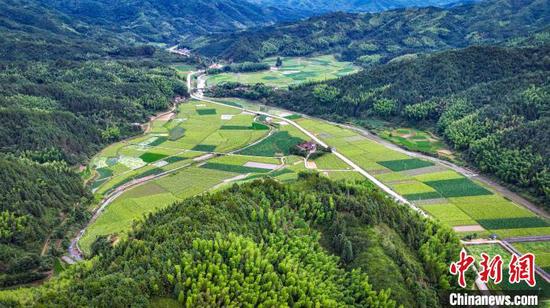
206,55,359,87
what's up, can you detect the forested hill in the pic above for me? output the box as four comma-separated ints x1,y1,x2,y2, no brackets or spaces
0,0,189,287
39,0,310,43
0,155,90,288
208,44,550,208
194,0,549,63
247,0,473,13
1,175,462,307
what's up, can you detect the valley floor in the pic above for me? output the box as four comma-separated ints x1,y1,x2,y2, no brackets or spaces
65,69,549,298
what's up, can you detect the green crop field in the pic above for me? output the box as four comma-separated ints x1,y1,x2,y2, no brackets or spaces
425,178,493,198
312,153,351,170
478,217,550,230
206,55,359,87
196,108,217,115
200,162,272,174
296,116,549,250
88,100,269,195
378,127,453,158
413,170,464,182
82,100,549,284
392,181,438,195
168,126,185,140
80,167,237,254
421,203,477,226
378,158,434,172
238,131,304,157
513,242,550,272
139,152,168,163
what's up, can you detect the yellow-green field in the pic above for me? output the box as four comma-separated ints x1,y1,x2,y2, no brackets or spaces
206,55,359,87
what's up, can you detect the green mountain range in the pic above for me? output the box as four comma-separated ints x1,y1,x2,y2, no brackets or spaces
39,0,310,43
195,0,549,63
247,0,474,13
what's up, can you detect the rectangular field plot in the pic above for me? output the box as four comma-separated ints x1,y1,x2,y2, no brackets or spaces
238,131,305,157
425,178,492,198
155,167,234,198
495,227,550,238
312,153,351,170
139,152,169,163
513,242,550,272
147,136,168,147
220,125,252,130
192,144,217,152
200,162,272,174
373,171,411,183
477,217,550,230
196,108,217,115
392,181,438,195
403,191,443,201
450,195,535,220
378,158,434,172
413,170,464,182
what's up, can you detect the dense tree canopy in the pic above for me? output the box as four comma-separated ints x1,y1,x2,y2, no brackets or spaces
0,0,191,287
195,0,550,63
0,154,90,287
1,175,462,307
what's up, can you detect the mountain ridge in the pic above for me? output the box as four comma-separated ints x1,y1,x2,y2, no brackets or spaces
193,0,550,63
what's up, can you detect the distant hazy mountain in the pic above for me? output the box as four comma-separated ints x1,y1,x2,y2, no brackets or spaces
39,0,310,42
246,0,475,13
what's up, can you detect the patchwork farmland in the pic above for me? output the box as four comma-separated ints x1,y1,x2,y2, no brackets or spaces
293,117,550,266
80,93,549,295
80,100,319,254
206,55,359,88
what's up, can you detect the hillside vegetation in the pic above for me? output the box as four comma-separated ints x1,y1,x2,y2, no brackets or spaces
0,155,90,287
208,44,550,208
1,175,462,307
195,0,549,63
40,0,309,43
0,0,189,286
247,0,472,13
